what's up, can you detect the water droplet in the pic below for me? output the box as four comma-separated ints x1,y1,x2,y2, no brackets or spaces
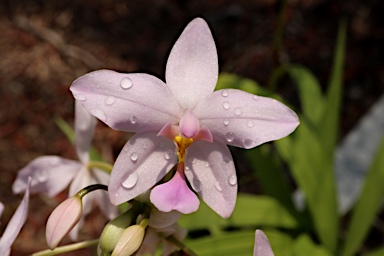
244,139,256,148
120,77,133,89
221,90,229,97
130,152,138,162
90,109,107,122
191,179,202,192
105,96,115,105
143,143,147,150
205,162,210,167
74,93,86,101
223,118,230,126
185,166,190,172
223,157,231,164
253,95,259,100
88,73,94,77
36,170,48,182
49,157,60,166
107,78,112,83
215,182,223,192
234,107,242,116
122,173,138,189
164,151,172,160
130,115,138,124
225,132,235,143
246,120,254,128
223,102,230,110
191,158,196,164
228,175,237,186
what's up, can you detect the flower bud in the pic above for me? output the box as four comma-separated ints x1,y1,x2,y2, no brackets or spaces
99,211,132,254
111,221,147,256
46,195,82,249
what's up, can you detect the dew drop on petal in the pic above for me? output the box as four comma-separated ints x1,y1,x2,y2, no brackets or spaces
164,151,172,160
36,169,48,182
74,93,86,101
205,162,210,167
221,90,229,97
49,157,60,166
185,166,190,172
234,107,242,116
88,73,94,77
90,109,107,122
105,96,116,105
246,120,254,128
191,179,202,192
214,182,223,192
107,78,112,83
122,173,138,189
130,115,138,124
143,143,147,150
223,118,230,126
225,132,235,143
228,175,237,186
253,95,259,101
120,77,133,89
130,152,138,162
244,139,256,148
223,102,230,110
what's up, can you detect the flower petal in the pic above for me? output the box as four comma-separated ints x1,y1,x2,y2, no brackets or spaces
150,165,200,214
179,110,200,138
75,100,97,163
0,178,30,255
0,203,4,219
109,132,177,205
254,230,274,256
148,208,182,229
194,89,300,149
70,70,181,133
165,18,218,109
185,141,237,218
12,156,80,198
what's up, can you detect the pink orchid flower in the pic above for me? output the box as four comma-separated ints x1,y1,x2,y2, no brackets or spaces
12,102,117,240
254,230,274,256
0,178,30,256
70,18,299,218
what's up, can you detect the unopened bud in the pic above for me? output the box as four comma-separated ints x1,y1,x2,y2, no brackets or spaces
111,220,147,256
46,195,82,249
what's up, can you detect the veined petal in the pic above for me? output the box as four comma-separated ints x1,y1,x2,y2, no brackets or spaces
71,70,181,133
0,178,30,255
165,18,218,109
75,100,97,163
150,165,200,214
254,230,274,256
12,156,80,198
109,132,177,205
184,141,237,218
194,89,299,149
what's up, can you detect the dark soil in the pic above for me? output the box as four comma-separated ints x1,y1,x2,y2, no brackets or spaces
0,0,383,255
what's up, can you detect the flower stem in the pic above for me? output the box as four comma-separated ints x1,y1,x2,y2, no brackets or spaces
77,184,108,198
32,239,98,256
165,235,198,256
87,160,113,173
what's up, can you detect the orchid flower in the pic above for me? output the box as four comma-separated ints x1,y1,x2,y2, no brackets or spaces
253,230,274,256
12,101,117,240
0,178,31,256
70,17,299,218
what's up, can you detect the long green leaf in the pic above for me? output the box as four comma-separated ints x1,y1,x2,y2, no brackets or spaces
179,194,298,231
292,235,332,256
342,134,384,256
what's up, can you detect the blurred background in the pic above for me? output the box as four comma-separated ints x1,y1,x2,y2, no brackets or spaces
0,0,383,255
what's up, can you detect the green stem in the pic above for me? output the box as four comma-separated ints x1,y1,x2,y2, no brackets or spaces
32,239,98,256
165,236,198,256
87,161,113,174
273,0,288,60
77,184,108,198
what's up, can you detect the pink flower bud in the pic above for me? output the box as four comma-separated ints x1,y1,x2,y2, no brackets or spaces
46,195,82,250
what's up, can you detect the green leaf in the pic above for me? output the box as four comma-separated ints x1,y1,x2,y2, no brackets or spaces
289,119,339,252
179,194,298,231
285,65,325,127
363,246,384,256
341,134,384,256
320,20,347,158
292,234,332,256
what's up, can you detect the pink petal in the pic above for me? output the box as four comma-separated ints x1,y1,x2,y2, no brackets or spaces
75,100,97,163
165,18,218,109
254,230,274,256
0,178,30,256
70,71,181,133
12,156,80,198
184,141,237,218
193,89,300,149
179,110,200,138
150,165,200,214
109,132,177,205
0,203,4,219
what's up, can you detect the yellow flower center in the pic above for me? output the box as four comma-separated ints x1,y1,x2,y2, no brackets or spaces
174,135,193,163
